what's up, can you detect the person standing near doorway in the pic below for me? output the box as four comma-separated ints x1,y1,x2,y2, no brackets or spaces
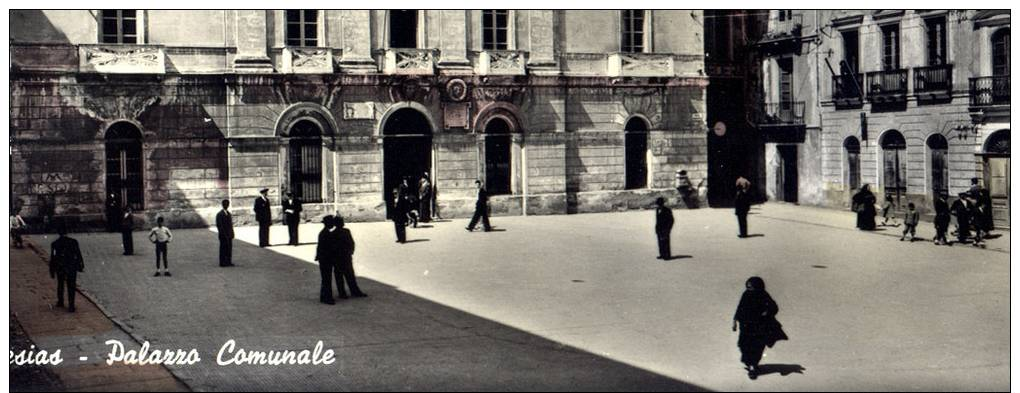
254,188,272,247
120,207,134,255
654,197,674,260
466,180,492,232
391,188,408,243
419,172,433,223
148,217,173,277
105,193,121,233
216,199,235,267
283,191,302,246
50,223,84,313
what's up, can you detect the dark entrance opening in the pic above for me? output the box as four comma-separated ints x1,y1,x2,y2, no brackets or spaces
777,145,798,203
927,134,949,199
881,130,907,206
288,120,323,203
390,10,418,48
625,117,649,190
105,122,144,211
484,118,512,196
383,108,432,214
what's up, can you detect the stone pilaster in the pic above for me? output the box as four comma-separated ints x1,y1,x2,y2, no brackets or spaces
437,10,472,74
527,10,558,75
233,10,273,73
337,10,377,73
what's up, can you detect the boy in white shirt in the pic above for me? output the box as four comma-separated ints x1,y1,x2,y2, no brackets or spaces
148,217,173,277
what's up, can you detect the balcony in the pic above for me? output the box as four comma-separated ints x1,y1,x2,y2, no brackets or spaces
476,50,526,76
281,47,334,74
913,64,953,100
383,49,437,75
866,69,908,103
765,14,803,41
78,44,166,74
970,76,1010,107
832,73,864,108
607,53,675,77
757,102,806,125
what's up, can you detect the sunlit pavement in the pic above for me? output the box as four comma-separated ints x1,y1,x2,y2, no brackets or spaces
60,203,1008,391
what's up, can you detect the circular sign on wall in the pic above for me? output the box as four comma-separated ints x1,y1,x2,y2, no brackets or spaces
446,79,468,102
713,121,727,137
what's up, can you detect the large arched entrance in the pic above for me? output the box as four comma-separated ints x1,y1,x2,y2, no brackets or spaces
105,122,144,210
382,108,433,211
983,129,1009,228
483,117,513,195
880,130,907,205
926,134,949,198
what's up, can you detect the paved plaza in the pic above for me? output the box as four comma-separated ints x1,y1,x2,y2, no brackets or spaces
20,204,1010,391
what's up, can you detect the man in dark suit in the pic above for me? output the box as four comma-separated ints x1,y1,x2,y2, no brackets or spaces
654,197,674,260
254,188,272,247
50,224,84,313
735,180,752,238
390,188,408,243
216,199,235,267
466,180,492,232
334,216,367,299
105,193,121,233
314,216,339,305
282,191,303,246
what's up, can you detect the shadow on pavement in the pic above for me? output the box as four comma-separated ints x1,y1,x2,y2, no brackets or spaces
755,363,806,377
73,230,707,391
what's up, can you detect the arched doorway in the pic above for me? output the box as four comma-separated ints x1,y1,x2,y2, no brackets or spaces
880,130,907,205
624,117,649,190
843,136,861,192
287,120,323,203
105,122,144,210
382,108,433,211
926,134,949,198
483,118,513,195
983,129,1009,228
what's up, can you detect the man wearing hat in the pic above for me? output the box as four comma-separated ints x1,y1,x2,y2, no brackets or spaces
282,191,303,246
254,188,272,247
50,223,84,313
216,199,235,267
314,215,340,304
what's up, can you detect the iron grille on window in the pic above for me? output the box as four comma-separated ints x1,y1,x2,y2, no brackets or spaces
482,10,509,50
621,10,645,53
286,10,318,47
100,10,138,44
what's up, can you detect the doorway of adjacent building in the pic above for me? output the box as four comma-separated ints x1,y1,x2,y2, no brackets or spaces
484,118,512,196
881,130,907,206
624,117,649,190
105,122,144,211
383,108,432,214
983,129,1009,228
927,134,949,199
776,145,798,203
389,10,418,48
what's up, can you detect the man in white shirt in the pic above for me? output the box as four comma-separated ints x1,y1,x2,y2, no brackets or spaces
148,216,173,277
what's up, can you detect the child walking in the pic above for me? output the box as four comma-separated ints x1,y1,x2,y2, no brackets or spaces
148,217,173,277
881,195,898,226
900,203,919,242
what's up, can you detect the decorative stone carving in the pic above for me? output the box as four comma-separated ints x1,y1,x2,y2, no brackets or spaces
608,53,674,77
473,86,524,102
444,103,471,129
384,49,436,75
446,79,468,102
343,102,375,120
79,45,166,74
477,51,526,76
282,47,334,74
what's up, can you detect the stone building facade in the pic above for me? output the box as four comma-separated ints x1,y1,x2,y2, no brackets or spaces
755,10,1010,227
10,10,710,228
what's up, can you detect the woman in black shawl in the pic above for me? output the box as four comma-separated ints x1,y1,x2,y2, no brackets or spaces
933,195,951,245
732,276,788,379
851,185,877,230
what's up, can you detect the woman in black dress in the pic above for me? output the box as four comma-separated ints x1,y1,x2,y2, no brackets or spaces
732,276,788,379
851,185,877,230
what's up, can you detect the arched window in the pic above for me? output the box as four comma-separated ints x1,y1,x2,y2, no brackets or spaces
992,28,1010,77
484,118,513,195
105,122,144,210
927,134,949,198
288,120,322,203
880,130,907,202
625,117,649,190
843,136,861,191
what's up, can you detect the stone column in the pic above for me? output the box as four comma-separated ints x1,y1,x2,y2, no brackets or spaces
233,10,274,73
337,10,377,73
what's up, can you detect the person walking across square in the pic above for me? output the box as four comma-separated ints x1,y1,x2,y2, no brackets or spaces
900,203,919,242
466,180,492,232
50,224,84,313
148,217,173,277
735,180,752,238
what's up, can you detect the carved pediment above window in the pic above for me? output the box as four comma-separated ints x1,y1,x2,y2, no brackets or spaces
79,45,165,74
282,47,335,74
384,49,437,75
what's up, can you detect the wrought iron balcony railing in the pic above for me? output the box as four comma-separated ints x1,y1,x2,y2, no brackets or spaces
913,64,953,97
757,102,806,126
866,69,908,102
969,76,1010,107
832,73,864,107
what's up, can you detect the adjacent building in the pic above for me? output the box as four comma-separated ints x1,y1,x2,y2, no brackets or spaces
755,10,1009,227
10,10,711,228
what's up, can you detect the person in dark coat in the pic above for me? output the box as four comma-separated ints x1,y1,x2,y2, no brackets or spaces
654,197,674,260
851,185,877,230
968,194,988,246
951,194,971,244
334,216,367,298
391,188,408,243
120,207,134,255
735,182,752,238
315,216,339,305
419,173,433,223
216,199,235,267
282,191,303,246
933,195,951,246
254,188,272,247
732,276,788,380
50,224,85,313
466,180,492,232
105,193,122,233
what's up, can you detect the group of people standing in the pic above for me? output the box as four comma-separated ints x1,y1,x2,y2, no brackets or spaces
388,174,493,243
852,178,996,247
